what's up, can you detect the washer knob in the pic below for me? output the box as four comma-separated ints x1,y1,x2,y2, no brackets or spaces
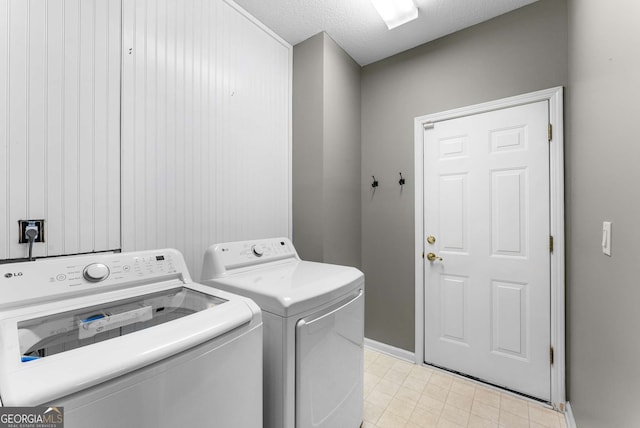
251,245,263,257
83,263,110,282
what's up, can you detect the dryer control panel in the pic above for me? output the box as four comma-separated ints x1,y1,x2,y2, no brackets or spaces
0,249,189,309
202,237,299,278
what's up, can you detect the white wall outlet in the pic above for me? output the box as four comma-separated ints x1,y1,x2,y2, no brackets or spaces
602,221,612,256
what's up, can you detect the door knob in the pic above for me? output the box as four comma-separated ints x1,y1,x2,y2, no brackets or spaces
426,236,436,244
426,252,443,262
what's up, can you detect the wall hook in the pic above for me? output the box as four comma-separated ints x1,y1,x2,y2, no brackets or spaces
399,172,406,186
371,176,379,188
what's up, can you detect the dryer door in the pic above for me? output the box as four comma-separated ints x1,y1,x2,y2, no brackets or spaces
295,289,364,428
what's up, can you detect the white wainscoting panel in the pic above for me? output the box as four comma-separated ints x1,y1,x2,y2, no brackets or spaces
121,0,292,278
0,0,121,260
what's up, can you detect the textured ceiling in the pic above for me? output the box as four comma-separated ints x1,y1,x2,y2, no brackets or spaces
232,0,540,65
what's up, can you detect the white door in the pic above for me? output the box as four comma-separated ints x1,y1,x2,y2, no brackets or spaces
423,101,551,400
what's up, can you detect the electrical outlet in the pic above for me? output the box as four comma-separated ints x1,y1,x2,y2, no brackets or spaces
18,220,45,243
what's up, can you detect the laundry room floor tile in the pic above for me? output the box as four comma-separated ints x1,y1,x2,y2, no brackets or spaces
363,348,567,428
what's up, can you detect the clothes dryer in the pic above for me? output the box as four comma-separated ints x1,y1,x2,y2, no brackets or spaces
201,238,364,428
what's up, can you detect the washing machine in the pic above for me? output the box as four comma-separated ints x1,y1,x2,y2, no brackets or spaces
0,249,262,428
200,237,364,428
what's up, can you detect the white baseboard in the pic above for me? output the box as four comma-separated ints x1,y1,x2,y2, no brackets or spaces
364,338,415,363
565,402,577,428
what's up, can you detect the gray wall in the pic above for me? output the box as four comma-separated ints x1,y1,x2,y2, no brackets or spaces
292,1,640,425
361,0,568,351
293,33,362,268
293,34,325,262
322,35,362,267
566,0,640,426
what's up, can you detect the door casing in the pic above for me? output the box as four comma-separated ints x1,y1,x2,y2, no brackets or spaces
413,87,565,409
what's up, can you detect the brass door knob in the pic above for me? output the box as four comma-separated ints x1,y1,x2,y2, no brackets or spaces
427,236,436,244
426,252,443,262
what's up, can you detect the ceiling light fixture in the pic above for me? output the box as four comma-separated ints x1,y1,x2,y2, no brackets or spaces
370,0,418,30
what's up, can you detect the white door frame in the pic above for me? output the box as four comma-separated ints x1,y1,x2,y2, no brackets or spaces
414,87,565,409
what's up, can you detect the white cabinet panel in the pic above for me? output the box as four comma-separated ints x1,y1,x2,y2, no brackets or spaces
0,0,122,260
492,280,528,358
121,0,292,278
439,174,467,252
491,168,527,256
440,275,467,344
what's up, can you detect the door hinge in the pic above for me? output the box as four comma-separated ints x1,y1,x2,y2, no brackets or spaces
549,235,554,253
548,123,553,142
550,346,554,365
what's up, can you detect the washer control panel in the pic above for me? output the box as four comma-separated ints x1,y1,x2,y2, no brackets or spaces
0,249,188,309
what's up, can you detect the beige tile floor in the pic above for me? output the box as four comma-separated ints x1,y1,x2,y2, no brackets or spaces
363,348,568,428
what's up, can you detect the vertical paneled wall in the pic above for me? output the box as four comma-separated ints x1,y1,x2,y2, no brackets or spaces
121,0,291,278
0,0,121,260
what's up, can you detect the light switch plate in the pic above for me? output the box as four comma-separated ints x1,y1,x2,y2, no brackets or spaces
602,221,612,256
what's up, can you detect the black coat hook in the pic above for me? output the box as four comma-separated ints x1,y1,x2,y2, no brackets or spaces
371,176,379,188
399,173,406,186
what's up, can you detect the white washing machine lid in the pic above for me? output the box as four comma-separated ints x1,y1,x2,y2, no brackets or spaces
0,280,258,406
0,250,261,407
204,259,363,317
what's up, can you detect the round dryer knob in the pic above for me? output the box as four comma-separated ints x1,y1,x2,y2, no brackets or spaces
83,263,110,282
251,245,263,257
